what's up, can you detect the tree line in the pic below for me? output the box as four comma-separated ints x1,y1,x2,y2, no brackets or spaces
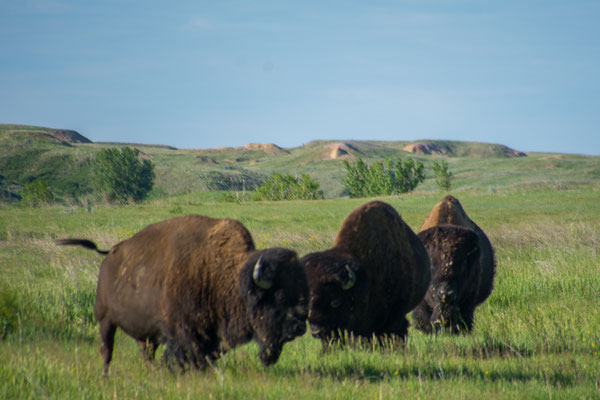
342,157,453,197
20,148,453,206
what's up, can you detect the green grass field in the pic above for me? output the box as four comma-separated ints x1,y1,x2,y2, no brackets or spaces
1,184,599,399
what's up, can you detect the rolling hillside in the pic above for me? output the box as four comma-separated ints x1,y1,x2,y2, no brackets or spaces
1,124,599,202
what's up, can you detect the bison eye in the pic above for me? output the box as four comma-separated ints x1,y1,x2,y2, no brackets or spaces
330,299,342,309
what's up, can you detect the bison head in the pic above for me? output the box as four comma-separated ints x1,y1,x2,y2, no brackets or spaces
239,248,308,366
300,249,367,343
419,225,480,333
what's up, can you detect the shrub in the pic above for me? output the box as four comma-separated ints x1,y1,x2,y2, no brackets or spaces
433,160,454,192
92,147,155,203
253,172,324,201
342,157,425,197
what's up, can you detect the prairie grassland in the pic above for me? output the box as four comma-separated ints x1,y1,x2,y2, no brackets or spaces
1,186,599,399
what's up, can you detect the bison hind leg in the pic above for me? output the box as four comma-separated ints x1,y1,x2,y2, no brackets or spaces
99,319,117,376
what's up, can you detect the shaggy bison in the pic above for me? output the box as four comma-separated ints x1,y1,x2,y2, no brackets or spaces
300,201,430,346
412,224,481,333
413,195,496,333
58,215,308,374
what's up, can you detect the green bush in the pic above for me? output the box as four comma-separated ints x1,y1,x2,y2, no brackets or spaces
253,172,324,201
20,179,54,207
342,157,425,197
92,147,155,203
433,160,454,191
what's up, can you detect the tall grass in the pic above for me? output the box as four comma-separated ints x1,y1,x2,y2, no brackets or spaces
1,185,599,398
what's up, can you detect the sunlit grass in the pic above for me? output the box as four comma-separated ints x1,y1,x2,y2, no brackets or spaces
1,185,599,398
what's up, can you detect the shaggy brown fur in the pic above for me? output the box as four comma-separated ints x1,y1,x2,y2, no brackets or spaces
58,215,308,375
300,201,430,345
419,195,495,305
412,224,481,333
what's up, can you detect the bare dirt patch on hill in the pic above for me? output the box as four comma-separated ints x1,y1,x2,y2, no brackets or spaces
402,143,447,155
322,142,360,160
240,143,290,155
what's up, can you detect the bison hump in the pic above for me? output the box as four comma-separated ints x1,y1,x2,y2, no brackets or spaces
207,218,255,255
333,201,415,270
419,195,471,232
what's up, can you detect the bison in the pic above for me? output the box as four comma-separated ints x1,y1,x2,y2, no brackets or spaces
300,201,430,346
412,224,481,333
57,215,308,374
413,195,496,333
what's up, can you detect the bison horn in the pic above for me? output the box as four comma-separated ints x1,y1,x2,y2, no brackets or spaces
341,264,356,290
252,256,273,289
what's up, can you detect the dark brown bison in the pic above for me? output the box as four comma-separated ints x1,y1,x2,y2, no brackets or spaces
57,215,308,374
300,201,430,346
419,195,496,307
413,195,496,333
412,224,482,333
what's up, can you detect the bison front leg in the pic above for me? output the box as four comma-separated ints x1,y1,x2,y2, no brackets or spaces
457,306,476,333
138,339,159,363
380,315,409,345
163,332,220,370
99,319,117,376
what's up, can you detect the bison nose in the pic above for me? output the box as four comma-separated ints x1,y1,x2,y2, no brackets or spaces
285,314,307,339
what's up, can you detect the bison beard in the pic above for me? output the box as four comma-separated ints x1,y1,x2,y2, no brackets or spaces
412,225,481,333
57,215,308,374
301,201,430,346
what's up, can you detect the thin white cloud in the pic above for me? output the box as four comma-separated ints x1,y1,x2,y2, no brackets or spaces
188,16,212,30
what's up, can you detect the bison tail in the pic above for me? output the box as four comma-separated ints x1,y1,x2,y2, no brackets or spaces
56,238,109,255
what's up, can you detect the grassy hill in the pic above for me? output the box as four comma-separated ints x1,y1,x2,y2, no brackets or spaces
1,124,599,203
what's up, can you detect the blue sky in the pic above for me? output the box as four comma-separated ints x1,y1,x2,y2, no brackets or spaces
1,1,599,154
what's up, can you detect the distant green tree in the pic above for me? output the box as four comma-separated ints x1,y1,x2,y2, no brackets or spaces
253,172,324,201
433,160,453,192
342,157,425,197
297,173,325,200
341,158,370,197
92,147,155,203
21,179,54,207
395,157,426,193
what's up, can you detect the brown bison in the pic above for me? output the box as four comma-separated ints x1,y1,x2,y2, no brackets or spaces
58,215,308,374
300,201,430,346
412,224,481,333
419,195,496,306
413,195,496,333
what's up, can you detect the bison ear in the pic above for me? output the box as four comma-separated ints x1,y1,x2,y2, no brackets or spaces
252,256,273,290
341,264,356,290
